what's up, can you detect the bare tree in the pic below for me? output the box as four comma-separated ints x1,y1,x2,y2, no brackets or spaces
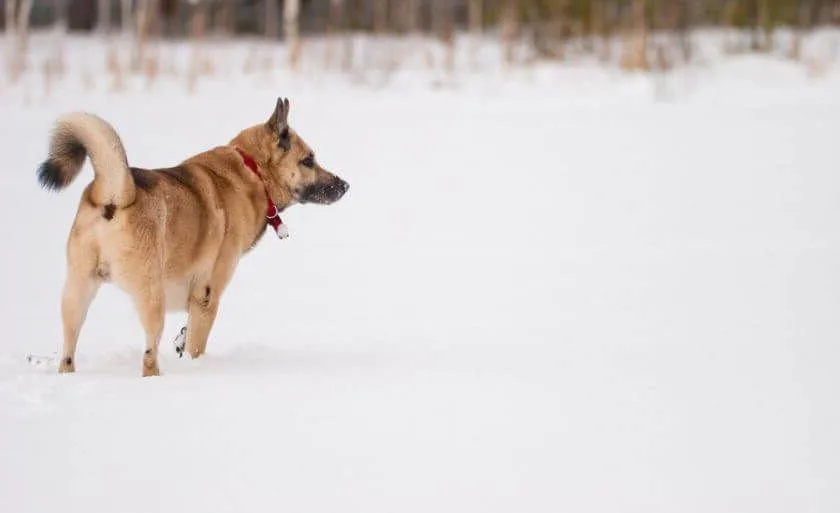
97,0,112,34
187,0,208,92
431,0,454,78
373,0,387,34
468,0,482,68
500,0,518,68
133,0,153,70
468,0,482,35
121,0,133,37
43,0,68,94
215,0,235,37
4,0,16,37
51,0,68,74
6,0,34,82
325,0,344,68
284,0,301,69
722,0,742,53
405,0,419,34
677,0,693,62
753,0,772,52
530,0,569,61
591,0,613,62
5,0,17,72
791,0,813,59
340,0,355,71
620,0,649,71
265,0,278,39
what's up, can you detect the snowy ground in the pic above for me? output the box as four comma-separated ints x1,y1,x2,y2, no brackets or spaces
1,34,840,513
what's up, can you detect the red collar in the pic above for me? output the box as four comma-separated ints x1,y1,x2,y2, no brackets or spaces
235,147,288,239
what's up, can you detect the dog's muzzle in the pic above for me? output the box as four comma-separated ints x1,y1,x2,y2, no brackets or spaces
300,177,350,205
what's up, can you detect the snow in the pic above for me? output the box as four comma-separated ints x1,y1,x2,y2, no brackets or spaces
2,33,840,513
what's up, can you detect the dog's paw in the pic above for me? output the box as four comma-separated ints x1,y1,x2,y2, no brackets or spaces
142,349,160,377
142,362,160,377
57,356,75,373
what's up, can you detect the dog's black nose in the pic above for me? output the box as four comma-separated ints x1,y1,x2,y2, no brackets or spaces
331,178,349,201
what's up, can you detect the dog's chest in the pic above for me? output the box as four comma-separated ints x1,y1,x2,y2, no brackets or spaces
164,281,191,312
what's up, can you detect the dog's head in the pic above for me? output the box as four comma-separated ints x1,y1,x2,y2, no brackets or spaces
234,97,349,210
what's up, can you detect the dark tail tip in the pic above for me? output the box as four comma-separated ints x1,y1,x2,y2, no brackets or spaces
37,159,70,191
37,131,87,192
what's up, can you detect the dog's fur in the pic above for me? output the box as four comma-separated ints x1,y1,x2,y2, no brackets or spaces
37,98,349,376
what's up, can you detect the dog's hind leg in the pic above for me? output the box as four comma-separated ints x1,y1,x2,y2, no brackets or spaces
133,283,165,377
59,273,100,373
59,234,100,374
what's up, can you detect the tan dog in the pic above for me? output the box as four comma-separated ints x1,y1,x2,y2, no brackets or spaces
37,97,349,376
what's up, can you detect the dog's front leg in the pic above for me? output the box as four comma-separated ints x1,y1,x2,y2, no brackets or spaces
185,285,219,359
184,250,239,359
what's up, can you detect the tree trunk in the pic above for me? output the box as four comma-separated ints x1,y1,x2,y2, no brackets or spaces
52,0,68,73
5,0,16,35
325,0,343,68
9,0,33,81
131,0,159,71
597,0,615,62
133,0,149,70
337,0,354,71
5,0,16,62
722,0,739,53
187,0,208,92
284,0,300,69
678,0,693,62
43,0,68,94
620,0,648,71
789,0,813,60
555,0,570,60
500,0,518,68
265,0,278,39
347,0,363,30
373,0,387,34
327,0,343,36
121,0,133,36
433,0,453,78
753,0,771,52
590,0,602,56
16,0,32,48
97,0,111,34
405,0,418,33
467,0,482,68
215,0,234,37
468,0,482,35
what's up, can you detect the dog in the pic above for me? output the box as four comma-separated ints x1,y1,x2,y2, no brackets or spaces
37,97,349,376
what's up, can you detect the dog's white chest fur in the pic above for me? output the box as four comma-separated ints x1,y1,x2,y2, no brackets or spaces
164,281,191,312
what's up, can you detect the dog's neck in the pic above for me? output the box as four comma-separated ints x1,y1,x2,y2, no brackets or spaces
232,146,289,240
229,129,294,210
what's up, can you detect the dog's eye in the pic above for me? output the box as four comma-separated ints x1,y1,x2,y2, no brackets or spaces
300,155,315,168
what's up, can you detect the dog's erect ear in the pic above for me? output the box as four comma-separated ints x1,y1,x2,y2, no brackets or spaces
267,97,291,151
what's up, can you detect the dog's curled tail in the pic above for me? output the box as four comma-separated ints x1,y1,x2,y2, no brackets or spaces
37,112,135,207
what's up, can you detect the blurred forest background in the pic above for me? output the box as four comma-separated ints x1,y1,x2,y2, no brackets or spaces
3,0,840,90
